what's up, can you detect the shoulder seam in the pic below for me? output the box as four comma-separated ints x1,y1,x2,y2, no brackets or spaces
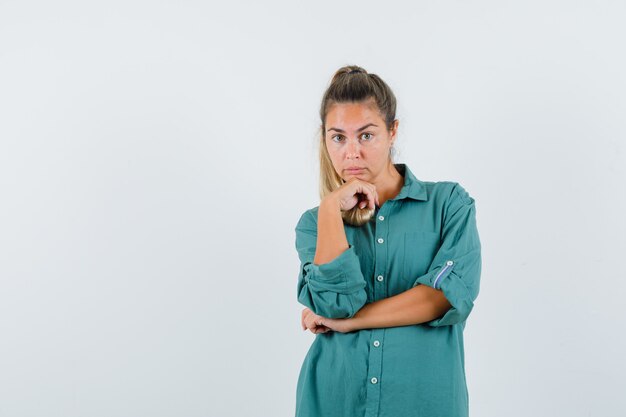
452,182,474,205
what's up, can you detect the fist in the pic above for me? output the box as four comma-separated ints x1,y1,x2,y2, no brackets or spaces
301,308,331,334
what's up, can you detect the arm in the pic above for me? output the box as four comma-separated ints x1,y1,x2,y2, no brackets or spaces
295,200,368,319
314,198,350,264
411,182,482,327
339,182,481,330
348,285,452,330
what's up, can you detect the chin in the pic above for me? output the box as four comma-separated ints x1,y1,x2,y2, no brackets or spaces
343,173,367,181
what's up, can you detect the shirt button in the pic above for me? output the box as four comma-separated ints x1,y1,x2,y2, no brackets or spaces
377,238,384,244
377,275,384,282
373,340,380,347
378,215,384,221
447,260,454,266
371,377,378,384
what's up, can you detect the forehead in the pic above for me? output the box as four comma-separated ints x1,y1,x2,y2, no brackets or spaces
325,101,383,128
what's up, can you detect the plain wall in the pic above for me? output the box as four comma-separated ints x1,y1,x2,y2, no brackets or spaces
1,1,625,416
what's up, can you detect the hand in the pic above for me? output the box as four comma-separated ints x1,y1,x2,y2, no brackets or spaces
301,307,330,334
325,177,379,212
301,307,355,334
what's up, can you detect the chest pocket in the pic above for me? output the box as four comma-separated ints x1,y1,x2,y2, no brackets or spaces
402,231,441,283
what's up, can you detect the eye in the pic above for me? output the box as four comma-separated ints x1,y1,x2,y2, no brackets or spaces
361,133,373,141
331,134,344,142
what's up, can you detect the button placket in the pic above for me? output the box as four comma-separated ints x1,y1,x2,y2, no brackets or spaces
364,207,389,417
373,207,389,297
365,327,385,416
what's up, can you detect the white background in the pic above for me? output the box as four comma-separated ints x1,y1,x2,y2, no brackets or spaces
1,1,625,416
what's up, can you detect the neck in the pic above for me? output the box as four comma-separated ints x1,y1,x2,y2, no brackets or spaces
374,163,404,207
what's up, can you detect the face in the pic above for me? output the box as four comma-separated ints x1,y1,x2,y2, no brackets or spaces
324,100,398,183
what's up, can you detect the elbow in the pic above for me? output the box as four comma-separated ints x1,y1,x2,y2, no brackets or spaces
296,254,368,319
426,274,478,327
426,300,474,327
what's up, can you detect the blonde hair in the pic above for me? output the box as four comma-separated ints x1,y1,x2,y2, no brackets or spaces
318,65,398,226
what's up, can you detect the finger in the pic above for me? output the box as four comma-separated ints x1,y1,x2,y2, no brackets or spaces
368,186,377,209
370,185,379,209
362,185,376,210
365,189,374,210
351,181,374,211
304,316,318,332
355,186,372,210
308,323,322,333
360,183,374,206
306,316,325,332
312,325,329,334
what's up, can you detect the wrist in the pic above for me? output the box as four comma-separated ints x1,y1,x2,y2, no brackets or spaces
320,195,342,212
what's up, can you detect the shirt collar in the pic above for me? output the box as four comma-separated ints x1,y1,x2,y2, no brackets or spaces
390,163,428,201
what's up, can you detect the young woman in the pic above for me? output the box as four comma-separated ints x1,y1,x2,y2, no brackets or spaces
294,65,482,417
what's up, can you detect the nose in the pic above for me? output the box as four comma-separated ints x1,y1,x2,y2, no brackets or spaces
346,138,360,159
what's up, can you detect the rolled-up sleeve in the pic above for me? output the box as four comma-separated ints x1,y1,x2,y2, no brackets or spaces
412,183,482,327
295,210,368,319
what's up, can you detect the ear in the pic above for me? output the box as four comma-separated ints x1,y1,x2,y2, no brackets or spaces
391,119,400,138
390,119,399,140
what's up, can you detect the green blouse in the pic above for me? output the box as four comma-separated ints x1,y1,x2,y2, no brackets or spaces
294,163,482,417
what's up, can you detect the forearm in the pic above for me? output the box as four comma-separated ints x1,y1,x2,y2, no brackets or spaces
314,198,348,265
349,285,452,330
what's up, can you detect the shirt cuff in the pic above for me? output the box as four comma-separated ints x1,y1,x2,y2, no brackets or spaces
302,245,367,294
412,260,474,327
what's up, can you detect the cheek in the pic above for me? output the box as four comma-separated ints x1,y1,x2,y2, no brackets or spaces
363,143,382,158
325,142,342,159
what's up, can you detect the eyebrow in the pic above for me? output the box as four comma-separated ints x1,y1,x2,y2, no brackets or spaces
326,123,378,133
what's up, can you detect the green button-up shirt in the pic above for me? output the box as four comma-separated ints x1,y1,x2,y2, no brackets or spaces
294,163,482,417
